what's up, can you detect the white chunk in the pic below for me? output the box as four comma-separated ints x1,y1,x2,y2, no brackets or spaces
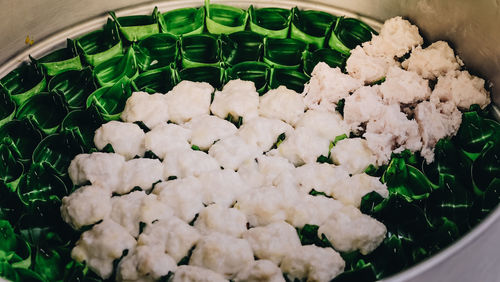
94,121,146,160
189,232,254,279
294,163,350,195
253,155,295,186
210,79,259,121
286,195,343,228
117,158,163,194
165,80,214,124
431,70,490,110
237,117,293,151
138,193,175,225
318,206,386,255
235,260,285,282
68,152,125,192
415,101,462,163
153,177,204,222
242,221,301,264
163,149,220,179
237,159,265,189
138,217,201,263
343,86,385,131
277,127,331,166
144,123,192,159
346,46,399,84
197,169,250,207
402,41,462,80
295,109,349,140
330,138,377,174
208,135,262,170
171,265,227,282
379,66,431,104
259,86,305,126
281,245,345,282
183,115,238,150
117,245,177,282
303,62,363,110
332,173,388,208
120,92,169,129
363,16,423,58
60,185,112,230
71,219,136,279
194,204,248,237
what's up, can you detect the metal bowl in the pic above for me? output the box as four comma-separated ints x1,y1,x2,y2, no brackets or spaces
1,1,499,281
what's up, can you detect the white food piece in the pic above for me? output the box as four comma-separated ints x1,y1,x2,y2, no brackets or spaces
415,101,462,163
138,193,175,225
183,115,238,150
431,70,490,110
194,204,248,237
68,152,125,192
189,232,254,279
117,245,177,282
402,41,462,80
138,217,201,263
208,135,262,170
286,195,343,228
259,86,305,126
253,155,295,187
120,92,169,129
364,103,422,165
117,158,163,194
94,121,146,160
210,79,259,121
163,149,220,179
343,86,386,131
330,138,377,175
153,177,204,222
171,265,227,282
332,173,389,208
71,219,136,279
363,16,423,58
346,46,399,84
303,62,363,109
197,169,249,207
144,123,192,159
235,260,285,282
276,127,331,166
319,206,387,255
294,163,350,195
60,185,112,230
379,66,431,104
237,158,265,189
242,221,301,264
295,109,349,141
165,80,213,124
235,186,296,227
281,245,345,282
237,117,293,151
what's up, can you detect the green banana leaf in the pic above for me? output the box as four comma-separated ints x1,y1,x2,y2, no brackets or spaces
0,221,32,270
471,140,500,193
248,5,291,39
132,65,177,94
74,19,123,67
0,63,46,106
290,7,336,50
48,68,96,110
456,110,500,156
263,38,307,70
178,66,224,89
31,130,85,177
0,144,24,191
93,47,138,87
180,34,220,68
15,92,69,135
30,39,83,76
86,77,132,121
329,17,376,53
226,61,270,94
0,89,15,127
269,67,309,93
220,31,264,66
205,0,248,35
61,107,104,150
303,48,348,75
0,119,43,163
159,7,205,36
134,33,178,71
109,8,160,42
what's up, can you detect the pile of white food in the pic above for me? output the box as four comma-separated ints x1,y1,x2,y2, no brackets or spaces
60,16,492,282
